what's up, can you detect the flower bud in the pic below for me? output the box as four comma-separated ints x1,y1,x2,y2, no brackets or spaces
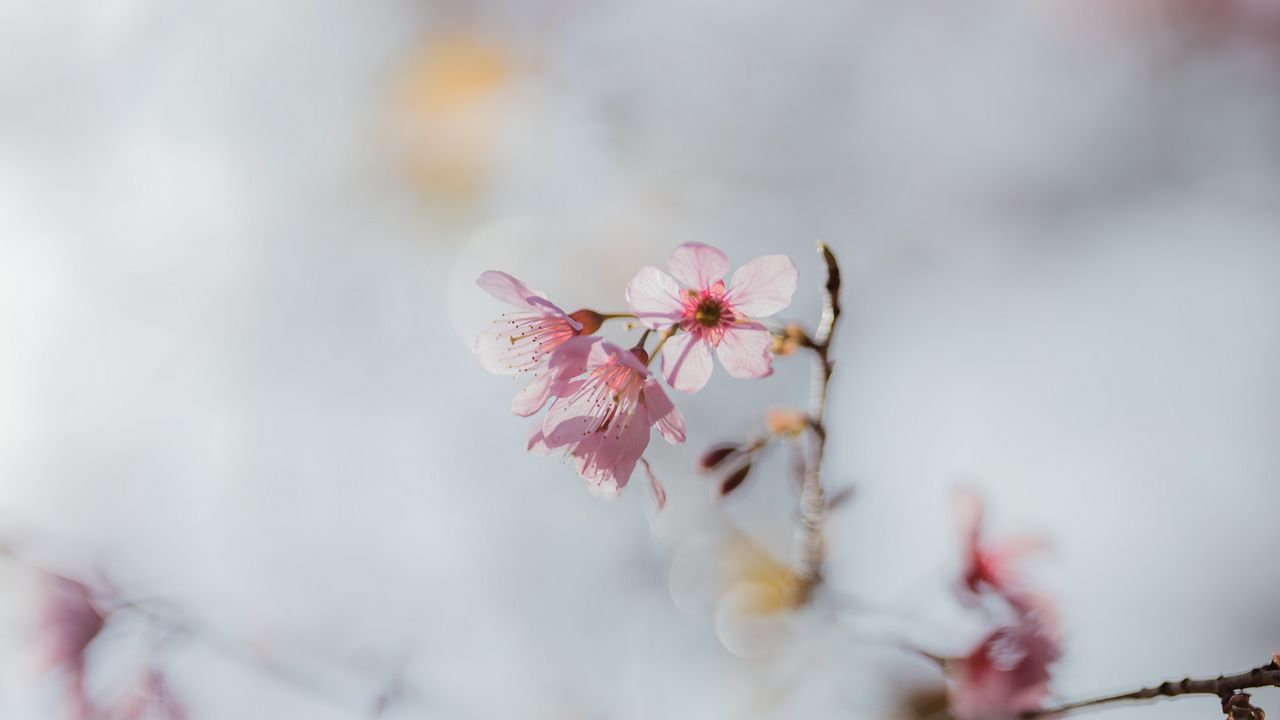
1223,693,1264,720
568,309,604,336
719,463,752,497
698,443,740,472
770,324,810,356
765,408,809,437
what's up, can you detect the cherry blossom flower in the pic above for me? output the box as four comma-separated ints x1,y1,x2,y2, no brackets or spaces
625,243,797,393
529,336,685,495
474,271,601,416
949,594,1061,720
954,487,1048,600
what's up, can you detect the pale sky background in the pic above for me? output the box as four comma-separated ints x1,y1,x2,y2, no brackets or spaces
1,1,1278,718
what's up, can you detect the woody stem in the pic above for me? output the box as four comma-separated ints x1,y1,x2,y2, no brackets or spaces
795,242,842,587
1022,661,1280,719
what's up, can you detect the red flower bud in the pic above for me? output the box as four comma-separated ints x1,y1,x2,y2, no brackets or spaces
1223,694,1264,720
698,443,740,472
719,463,752,497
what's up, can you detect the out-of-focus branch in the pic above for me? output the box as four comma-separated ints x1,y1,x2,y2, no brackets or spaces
794,242,842,590
1023,660,1280,719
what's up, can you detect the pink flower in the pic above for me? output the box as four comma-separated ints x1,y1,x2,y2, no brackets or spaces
626,243,798,393
530,336,686,494
474,271,598,416
950,594,1061,720
955,488,1048,600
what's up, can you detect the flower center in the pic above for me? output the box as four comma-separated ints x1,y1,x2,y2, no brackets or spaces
694,298,723,328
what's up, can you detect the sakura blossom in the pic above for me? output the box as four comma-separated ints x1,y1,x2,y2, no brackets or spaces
626,243,798,393
474,270,601,416
949,594,1062,720
948,489,1061,720
529,336,685,495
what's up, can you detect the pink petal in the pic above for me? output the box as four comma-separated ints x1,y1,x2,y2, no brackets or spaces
39,576,105,672
613,344,651,375
477,271,547,311
715,322,774,379
527,428,554,454
545,336,599,392
661,332,714,393
954,487,985,591
640,458,666,511
510,372,553,417
574,412,650,491
541,381,599,447
626,266,685,330
980,536,1050,596
473,317,529,376
990,534,1051,569
725,255,798,317
668,242,729,290
954,487,984,547
642,379,686,444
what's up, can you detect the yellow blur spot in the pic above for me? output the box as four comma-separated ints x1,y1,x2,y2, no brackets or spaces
723,531,812,615
390,33,513,199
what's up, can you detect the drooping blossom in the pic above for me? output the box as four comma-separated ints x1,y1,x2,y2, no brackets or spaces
949,594,1061,720
949,490,1060,719
625,243,797,393
529,336,685,495
954,487,1048,600
474,271,601,416
37,575,106,720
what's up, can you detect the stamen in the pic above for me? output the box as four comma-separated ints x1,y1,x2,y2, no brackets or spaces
694,298,722,327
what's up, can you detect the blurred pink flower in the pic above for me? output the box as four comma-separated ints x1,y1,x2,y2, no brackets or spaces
950,594,1061,720
531,336,685,494
475,270,585,416
626,243,797,393
954,488,1048,600
37,575,105,720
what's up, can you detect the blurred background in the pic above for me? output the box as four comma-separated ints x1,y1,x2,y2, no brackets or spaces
1,0,1279,717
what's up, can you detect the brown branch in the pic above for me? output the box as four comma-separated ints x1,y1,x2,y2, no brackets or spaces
794,242,842,588
1023,661,1280,719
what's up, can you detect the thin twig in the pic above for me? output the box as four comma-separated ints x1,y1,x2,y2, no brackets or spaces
1023,661,1280,718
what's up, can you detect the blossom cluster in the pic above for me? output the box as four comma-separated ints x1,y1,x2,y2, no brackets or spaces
474,242,798,499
